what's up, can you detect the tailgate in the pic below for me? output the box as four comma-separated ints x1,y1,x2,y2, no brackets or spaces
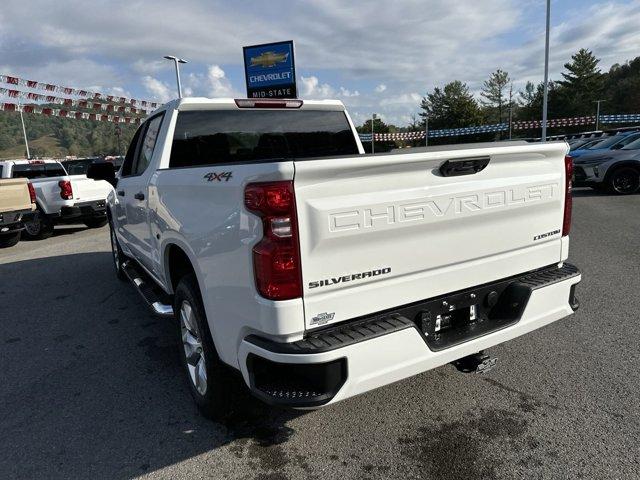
69,175,112,202
0,178,31,213
294,141,569,330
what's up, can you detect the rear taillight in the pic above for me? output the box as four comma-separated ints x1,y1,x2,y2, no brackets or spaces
59,180,73,200
244,181,302,300
562,155,573,236
27,182,36,204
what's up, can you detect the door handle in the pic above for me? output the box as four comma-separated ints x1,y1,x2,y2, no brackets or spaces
117,190,125,196
439,157,490,177
134,192,145,201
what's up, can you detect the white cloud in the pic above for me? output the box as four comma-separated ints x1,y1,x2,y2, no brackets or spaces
2,0,640,126
142,75,173,102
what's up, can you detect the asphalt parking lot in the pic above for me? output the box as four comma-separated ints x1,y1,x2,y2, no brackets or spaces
1,189,639,480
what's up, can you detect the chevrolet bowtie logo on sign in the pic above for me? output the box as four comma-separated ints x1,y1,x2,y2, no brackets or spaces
250,51,289,68
243,41,297,99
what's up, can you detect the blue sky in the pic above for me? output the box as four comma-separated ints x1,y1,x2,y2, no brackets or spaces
2,0,640,126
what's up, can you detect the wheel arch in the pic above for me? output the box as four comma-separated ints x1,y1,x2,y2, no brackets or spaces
163,242,200,295
603,160,640,181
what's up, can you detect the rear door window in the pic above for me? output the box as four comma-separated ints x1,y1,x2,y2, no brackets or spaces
134,114,164,175
169,110,359,168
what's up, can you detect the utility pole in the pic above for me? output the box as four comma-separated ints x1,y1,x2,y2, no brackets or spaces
163,55,188,98
594,99,606,131
541,0,551,142
18,101,30,159
371,113,376,154
424,115,429,147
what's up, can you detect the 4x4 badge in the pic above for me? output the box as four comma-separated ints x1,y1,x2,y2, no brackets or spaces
203,171,233,182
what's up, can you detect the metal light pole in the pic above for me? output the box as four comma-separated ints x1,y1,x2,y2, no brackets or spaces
508,83,513,140
371,113,376,154
18,101,30,159
541,0,551,142
163,55,188,98
594,99,606,130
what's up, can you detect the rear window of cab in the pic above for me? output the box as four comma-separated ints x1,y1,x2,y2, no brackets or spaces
169,110,359,168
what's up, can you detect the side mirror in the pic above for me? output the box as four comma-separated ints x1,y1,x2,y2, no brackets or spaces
611,144,623,150
87,162,117,187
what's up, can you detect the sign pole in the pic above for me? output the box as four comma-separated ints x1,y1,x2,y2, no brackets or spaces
18,101,30,159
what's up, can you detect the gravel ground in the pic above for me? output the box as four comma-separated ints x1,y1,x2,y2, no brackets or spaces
1,188,639,480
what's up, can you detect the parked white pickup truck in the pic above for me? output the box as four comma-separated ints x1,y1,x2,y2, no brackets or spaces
88,97,581,419
0,159,113,238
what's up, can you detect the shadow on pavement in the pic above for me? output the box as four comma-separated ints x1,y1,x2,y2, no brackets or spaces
0,252,303,479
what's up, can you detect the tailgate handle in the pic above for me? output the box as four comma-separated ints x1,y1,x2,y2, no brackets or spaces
440,156,490,177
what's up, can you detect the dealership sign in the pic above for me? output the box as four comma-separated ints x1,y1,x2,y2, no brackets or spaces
243,41,297,99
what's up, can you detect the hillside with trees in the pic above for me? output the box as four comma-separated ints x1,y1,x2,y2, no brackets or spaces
0,110,137,159
359,49,640,145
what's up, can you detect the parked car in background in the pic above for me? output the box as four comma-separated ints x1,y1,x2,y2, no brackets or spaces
0,159,113,239
569,137,605,152
574,137,640,194
0,176,36,247
570,131,640,158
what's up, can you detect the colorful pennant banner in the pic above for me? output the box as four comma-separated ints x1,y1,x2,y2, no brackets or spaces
0,74,159,108
0,102,142,124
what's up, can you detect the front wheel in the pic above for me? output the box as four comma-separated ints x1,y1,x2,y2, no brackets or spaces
0,232,21,248
174,274,235,420
22,210,54,240
608,167,640,195
84,217,108,228
109,220,127,281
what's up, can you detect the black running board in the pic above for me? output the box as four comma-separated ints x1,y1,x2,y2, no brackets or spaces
122,260,174,317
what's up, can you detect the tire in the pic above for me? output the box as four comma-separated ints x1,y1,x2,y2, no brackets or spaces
84,217,108,229
174,273,235,420
22,209,54,240
607,167,640,195
109,220,127,281
0,232,21,248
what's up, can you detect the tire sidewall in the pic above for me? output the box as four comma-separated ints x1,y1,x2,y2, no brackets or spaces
108,219,126,280
174,274,231,419
609,167,640,195
22,209,53,239
0,232,21,248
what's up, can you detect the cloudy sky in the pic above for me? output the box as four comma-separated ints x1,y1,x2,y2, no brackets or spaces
1,0,640,126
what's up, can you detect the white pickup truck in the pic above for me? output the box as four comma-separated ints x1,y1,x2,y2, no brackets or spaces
88,97,581,419
0,159,113,238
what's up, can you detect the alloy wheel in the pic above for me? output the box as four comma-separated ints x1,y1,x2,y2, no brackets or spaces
180,300,207,395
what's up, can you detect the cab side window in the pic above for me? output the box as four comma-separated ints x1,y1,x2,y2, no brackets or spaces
121,126,144,177
133,114,164,176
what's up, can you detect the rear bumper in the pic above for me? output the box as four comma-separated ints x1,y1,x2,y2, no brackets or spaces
239,263,581,408
59,199,106,221
0,208,32,234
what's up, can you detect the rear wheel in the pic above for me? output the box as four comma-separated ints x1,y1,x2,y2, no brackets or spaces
174,274,235,420
607,167,640,195
0,232,21,248
84,217,108,228
22,209,54,240
109,220,126,281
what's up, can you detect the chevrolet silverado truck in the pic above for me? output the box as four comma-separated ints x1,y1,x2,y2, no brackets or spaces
88,97,581,418
0,159,113,239
0,176,36,247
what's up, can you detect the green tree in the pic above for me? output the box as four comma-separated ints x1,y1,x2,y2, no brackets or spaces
419,80,482,130
480,69,511,124
557,48,603,116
